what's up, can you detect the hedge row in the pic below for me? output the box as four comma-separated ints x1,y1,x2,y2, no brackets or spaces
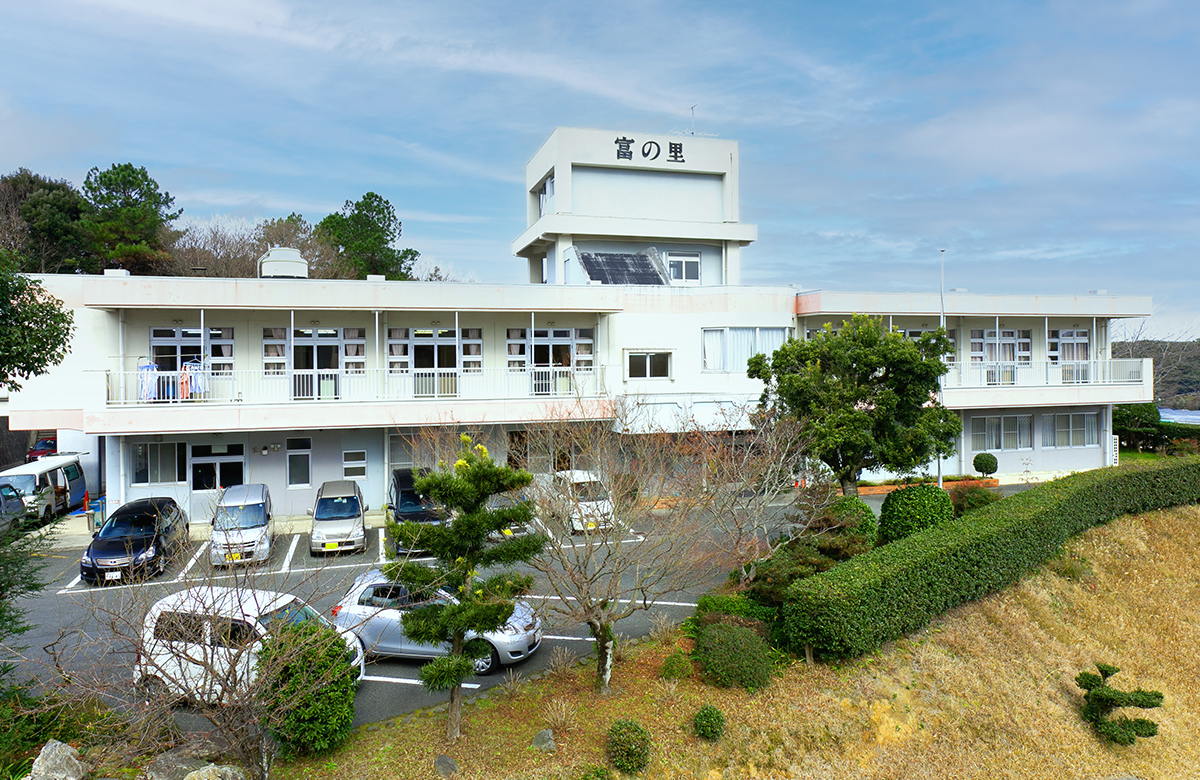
782,457,1200,659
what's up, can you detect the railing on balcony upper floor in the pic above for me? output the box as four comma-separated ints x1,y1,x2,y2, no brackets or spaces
104,366,608,406
941,359,1145,388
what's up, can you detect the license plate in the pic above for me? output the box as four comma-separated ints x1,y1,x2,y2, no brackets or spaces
104,570,122,581
324,542,338,550
225,552,242,562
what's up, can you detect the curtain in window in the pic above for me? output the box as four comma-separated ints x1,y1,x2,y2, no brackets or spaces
702,329,726,371
971,418,987,451
757,328,787,357
1084,413,1098,445
728,328,757,372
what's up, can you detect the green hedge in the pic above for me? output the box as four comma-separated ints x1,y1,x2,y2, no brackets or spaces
782,457,1200,659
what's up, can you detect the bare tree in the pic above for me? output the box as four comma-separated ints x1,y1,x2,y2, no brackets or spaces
524,398,726,695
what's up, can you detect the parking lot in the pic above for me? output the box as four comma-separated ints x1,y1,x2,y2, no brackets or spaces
20,519,701,727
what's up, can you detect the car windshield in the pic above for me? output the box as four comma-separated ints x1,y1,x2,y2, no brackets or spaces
258,600,329,631
214,502,268,531
315,495,360,521
98,511,157,538
394,489,427,513
32,439,55,450
574,481,608,502
0,476,34,496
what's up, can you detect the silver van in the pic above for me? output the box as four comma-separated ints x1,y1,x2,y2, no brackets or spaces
209,484,274,566
308,480,367,555
0,454,87,523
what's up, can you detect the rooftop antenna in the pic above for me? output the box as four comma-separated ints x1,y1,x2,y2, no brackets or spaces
690,105,697,135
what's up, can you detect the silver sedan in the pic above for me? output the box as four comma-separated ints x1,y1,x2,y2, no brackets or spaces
329,568,542,675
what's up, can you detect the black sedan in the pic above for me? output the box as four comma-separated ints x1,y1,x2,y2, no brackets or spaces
80,497,190,584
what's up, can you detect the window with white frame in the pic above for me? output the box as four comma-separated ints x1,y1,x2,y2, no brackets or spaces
150,326,234,373
132,442,187,485
506,328,527,371
666,252,701,285
1048,330,1089,362
702,327,791,372
387,328,410,373
262,328,287,375
969,329,1031,364
461,328,483,372
343,450,367,479
526,328,594,371
1042,413,1098,448
971,415,1032,451
342,328,366,373
287,438,311,487
627,351,671,379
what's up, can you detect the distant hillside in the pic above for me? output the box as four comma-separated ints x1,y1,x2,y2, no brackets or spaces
1112,339,1200,410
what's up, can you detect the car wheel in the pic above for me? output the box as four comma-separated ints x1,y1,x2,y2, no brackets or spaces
42,507,53,524
137,676,173,707
473,642,500,676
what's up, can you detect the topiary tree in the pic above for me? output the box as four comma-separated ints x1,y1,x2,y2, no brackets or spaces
257,621,359,756
1076,663,1163,745
659,649,693,680
386,434,547,740
972,452,998,478
606,719,652,773
877,483,954,545
692,623,772,691
828,495,877,546
692,705,726,741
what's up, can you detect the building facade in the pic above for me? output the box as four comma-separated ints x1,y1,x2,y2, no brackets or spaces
1,127,1153,520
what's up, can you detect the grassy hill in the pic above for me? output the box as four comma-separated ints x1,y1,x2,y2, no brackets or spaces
278,503,1200,780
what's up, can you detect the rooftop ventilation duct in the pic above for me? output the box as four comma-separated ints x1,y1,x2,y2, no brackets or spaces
257,247,308,279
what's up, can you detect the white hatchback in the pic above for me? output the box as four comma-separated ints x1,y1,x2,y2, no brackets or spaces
135,586,365,703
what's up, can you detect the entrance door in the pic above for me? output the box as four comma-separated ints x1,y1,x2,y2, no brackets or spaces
189,444,246,521
292,328,342,400
411,329,458,397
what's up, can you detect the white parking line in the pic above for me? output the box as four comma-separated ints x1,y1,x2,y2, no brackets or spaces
525,595,698,608
279,534,300,573
173,541,209,582
543,634,595,642
377,529,386,564
361,674,479,689
64,574,81,590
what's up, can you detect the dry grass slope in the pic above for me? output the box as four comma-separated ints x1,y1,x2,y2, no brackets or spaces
276,505,1200,780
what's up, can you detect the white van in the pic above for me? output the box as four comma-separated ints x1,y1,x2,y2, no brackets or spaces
530,470,615,533
0,454,87,523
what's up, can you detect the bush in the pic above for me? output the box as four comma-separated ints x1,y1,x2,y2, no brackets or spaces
692,704,726,741
782,457,1200,659
693,623,772,691
949,480,1002,517
972,452,998,477
659,649,693,679
606,719,651,773
576,766,613,780
877,483,953,545
1076,663,1162,745
829,495,877,545
258,622,359,755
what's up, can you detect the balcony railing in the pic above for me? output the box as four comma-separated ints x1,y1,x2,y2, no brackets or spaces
105,366,607,406
941,359,1145,388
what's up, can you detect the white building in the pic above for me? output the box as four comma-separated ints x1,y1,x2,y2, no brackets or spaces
1,127,1152,519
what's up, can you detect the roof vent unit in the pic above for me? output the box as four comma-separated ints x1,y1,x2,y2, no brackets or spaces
257,247,308,279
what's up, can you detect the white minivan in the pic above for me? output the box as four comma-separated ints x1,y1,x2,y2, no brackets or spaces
0,454,87,523
135,586,365,703
530,469,615,533
208,484,274,566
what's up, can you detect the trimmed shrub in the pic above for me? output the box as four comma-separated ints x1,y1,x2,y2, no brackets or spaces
782,457,1200,659
972,452,998,477
606,718,651,773
1076,663,1162,745
693,623,772,691
949,480,1002,517
659,649,693,680
830,495,877,545
576,766,613,780
692,704,726,741
694,593,776,623
257,621,359,755
877,483,954,545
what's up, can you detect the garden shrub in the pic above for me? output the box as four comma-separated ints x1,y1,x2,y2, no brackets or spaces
1076,663,1162,745
606,719,651,773
693,623,772,691
831,495,877,545
575,765,613,780
949,480,1002,517
972,452,998,477
258,621,359,755
782,456,1200,659
659,649,693,679
692,704,726,741
877,483,953,545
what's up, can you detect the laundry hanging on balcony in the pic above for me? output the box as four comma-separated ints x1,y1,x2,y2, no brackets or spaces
181,358,208,398
137,359,159,401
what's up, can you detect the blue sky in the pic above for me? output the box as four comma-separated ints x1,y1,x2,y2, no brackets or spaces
3,0,1197,336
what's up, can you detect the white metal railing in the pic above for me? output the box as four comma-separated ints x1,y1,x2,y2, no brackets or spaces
105,366,607,406
941,359,1145,389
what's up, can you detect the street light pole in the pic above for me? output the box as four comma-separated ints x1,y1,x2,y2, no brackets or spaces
938,249,945,489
